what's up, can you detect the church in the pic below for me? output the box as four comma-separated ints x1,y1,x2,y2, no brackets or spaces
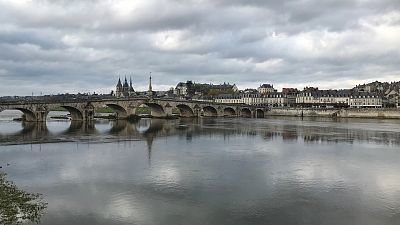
115,77,135,97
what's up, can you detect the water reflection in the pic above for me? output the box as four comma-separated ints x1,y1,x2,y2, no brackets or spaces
1,117,400,225
0,172,47,225
0,118,400,146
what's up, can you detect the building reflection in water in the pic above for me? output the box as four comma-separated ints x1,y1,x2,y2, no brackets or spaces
0,118,399,147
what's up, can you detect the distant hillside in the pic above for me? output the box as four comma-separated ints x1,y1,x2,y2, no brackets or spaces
353,80,400,94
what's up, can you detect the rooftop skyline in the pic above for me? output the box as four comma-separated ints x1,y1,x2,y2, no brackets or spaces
0,0,399,96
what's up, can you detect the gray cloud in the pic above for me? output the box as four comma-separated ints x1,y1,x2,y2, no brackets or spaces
0,0,399,95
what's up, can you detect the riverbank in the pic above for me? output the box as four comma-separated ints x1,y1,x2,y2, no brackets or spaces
266,108,400,119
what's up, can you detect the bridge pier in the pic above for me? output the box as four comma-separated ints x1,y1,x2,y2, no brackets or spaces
19,108,48,122
193,108,200,117
82,108,95,121
164,104,173,118
254,109,265,118
34,110,48,122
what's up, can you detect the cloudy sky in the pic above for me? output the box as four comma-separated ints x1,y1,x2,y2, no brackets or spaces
0,0,399,96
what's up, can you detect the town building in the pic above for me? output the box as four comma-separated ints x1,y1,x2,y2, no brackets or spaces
296,88,350,107
296,87,319,104
349,93,383,108
384,88,399,108
257,84,277,94
262,92,288,106
215,92,288,107
282,88,299,105
209,83,239,93
214,94,243,104
317,90,351,105
174,82,189,96
241,93,261,105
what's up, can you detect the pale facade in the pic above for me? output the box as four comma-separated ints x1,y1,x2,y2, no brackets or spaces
262,93,287,106
216,88,384,108
215,93,287,106
296,90,350,105
349,96,383,108
209,83,239,93
257,84,276,94
174,82,188,96
317,96,349,105
215,97,243,104
296,92,317,104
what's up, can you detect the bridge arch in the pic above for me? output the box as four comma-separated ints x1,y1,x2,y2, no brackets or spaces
105,104,128,119
60,106,83,121
256,109,265,118
14,108,37,122
176,104,194,117
223,107,236,117
202,106,218,117
143,103,165,117
241,108,252,118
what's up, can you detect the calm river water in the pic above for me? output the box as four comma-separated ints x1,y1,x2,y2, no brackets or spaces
1,110,400,225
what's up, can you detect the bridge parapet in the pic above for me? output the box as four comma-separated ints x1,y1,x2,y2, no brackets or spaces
0,98,269,122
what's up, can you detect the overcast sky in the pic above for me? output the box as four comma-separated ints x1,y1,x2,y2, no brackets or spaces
0,0,399,96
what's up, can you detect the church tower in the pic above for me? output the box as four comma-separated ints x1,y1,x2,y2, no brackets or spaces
123,76,129,96
116,77,123,97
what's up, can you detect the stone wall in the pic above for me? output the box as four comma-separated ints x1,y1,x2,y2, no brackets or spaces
266,108,400,119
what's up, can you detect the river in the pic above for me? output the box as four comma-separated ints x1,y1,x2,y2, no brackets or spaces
0,110,400,225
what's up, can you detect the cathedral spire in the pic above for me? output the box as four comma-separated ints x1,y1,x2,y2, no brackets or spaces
117,76,122,87
129,76,135,93
123,75,129,88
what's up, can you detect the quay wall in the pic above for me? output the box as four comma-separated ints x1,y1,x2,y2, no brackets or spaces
266,108,400,119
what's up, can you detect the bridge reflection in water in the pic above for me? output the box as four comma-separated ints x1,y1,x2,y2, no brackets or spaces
1,118,399,147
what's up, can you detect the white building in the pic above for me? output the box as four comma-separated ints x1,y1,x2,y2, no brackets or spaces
350,95,383,108
296,89,351,106
296,92,317,104
215,93,287,106
209,83,239,93
257,84,276,94
214,94,243,104
262,93,287,106
174,82,188,96
215,88,385,108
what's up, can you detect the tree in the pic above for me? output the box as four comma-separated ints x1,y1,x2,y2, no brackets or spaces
0,173,47,225
186,81,194,96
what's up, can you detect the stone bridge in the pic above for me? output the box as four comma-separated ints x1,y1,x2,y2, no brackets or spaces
0,97,268,122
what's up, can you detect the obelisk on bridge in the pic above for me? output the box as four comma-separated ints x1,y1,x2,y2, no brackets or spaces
148,72,153,98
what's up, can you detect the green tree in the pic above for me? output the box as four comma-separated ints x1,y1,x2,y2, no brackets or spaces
0,173,47,225
186,81,194,96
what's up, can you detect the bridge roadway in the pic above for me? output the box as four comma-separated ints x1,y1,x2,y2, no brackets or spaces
0,97,267,122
